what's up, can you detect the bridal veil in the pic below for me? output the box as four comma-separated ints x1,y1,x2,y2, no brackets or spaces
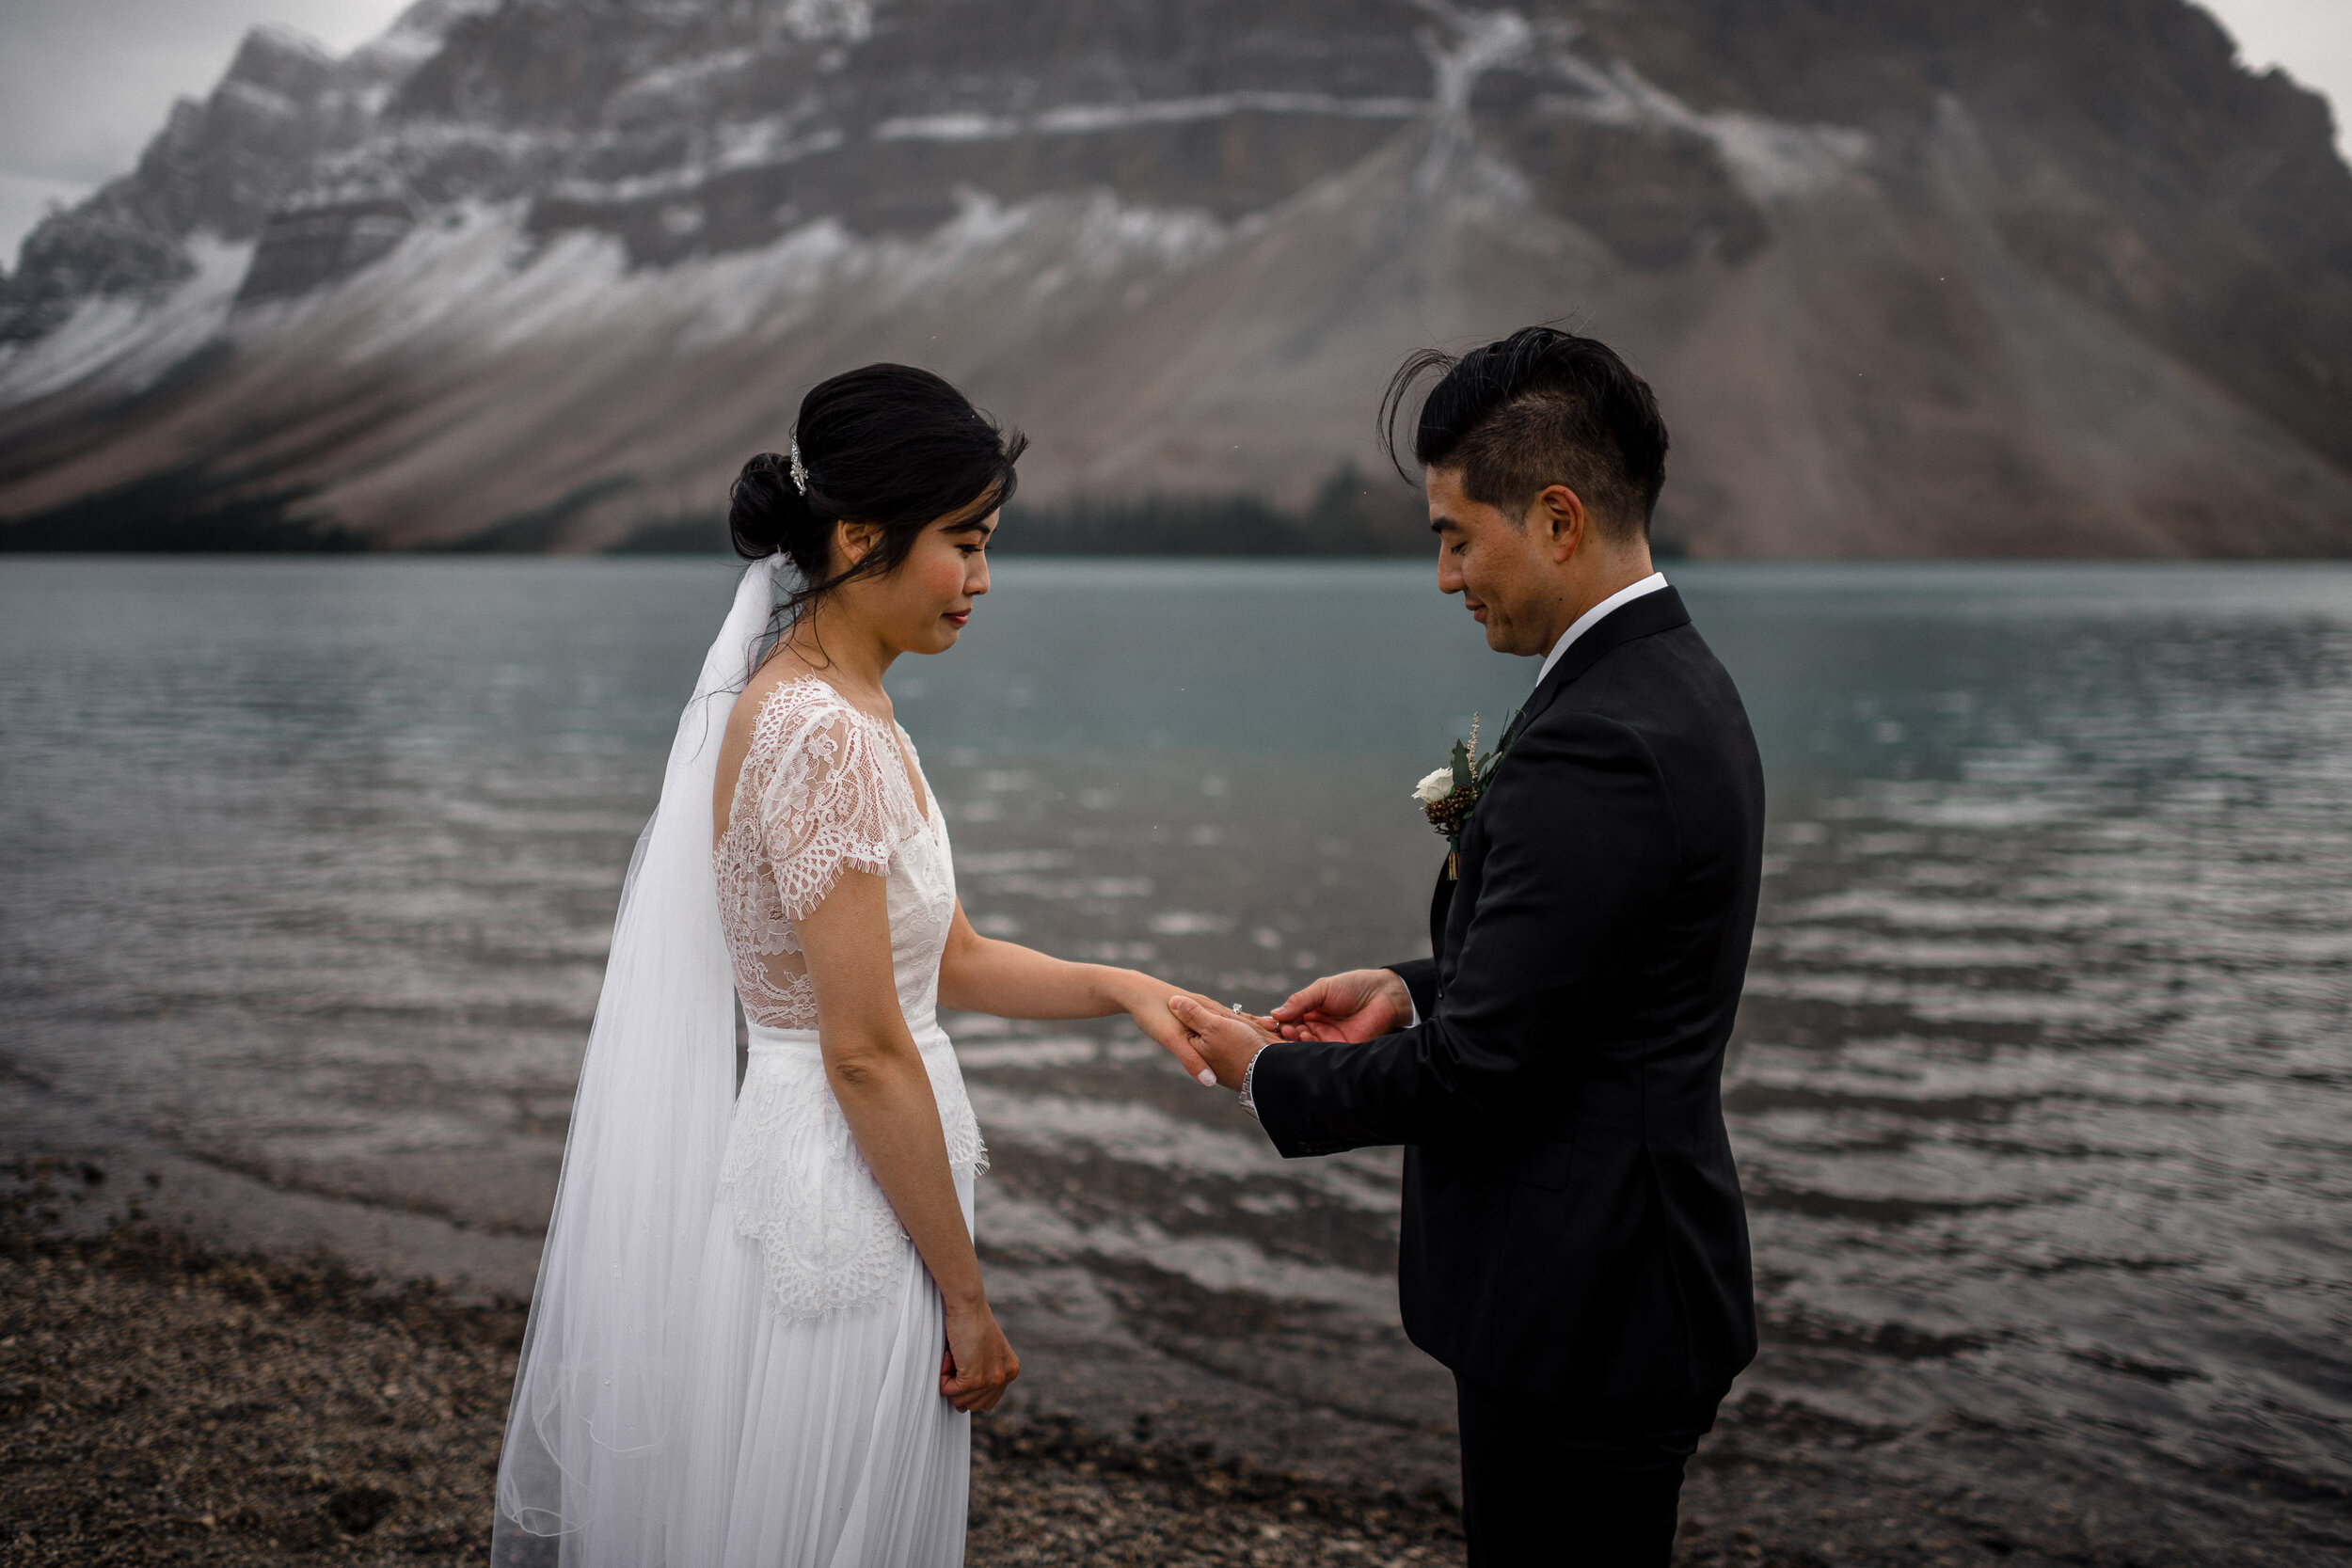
492,554,784,1565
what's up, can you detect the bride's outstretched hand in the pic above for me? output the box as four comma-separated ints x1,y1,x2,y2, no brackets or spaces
1111,972,1270,1085
1166,994,1280,1089
940,1299,1020,1413
1270,969,1414,1043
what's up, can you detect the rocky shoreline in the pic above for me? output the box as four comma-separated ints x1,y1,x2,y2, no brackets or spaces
0,1197,1470,1566
3,1158,2337,1567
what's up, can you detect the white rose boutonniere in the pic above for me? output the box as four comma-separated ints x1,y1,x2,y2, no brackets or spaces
1415,710,1517,879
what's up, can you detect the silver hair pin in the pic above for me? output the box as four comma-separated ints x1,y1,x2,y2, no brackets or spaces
787,438,808,497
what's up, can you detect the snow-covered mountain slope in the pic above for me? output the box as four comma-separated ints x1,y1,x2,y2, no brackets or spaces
2,0,2348,554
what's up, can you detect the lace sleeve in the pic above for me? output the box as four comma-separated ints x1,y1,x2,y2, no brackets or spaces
751,687,926,927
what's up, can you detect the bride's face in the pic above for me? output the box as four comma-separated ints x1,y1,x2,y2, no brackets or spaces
837,505,996,656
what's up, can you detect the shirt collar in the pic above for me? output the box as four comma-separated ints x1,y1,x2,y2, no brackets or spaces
1534,572,1669,689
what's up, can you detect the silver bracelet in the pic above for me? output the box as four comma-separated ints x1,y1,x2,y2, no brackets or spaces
1239,1044,1269,1120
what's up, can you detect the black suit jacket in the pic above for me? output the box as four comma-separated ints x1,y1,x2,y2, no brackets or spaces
1253,586,1762,1403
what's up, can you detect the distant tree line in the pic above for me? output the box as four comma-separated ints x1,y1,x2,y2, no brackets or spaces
0,462,365,552
993,465,1427,557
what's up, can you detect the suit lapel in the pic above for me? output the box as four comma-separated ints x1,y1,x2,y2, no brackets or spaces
1427,585,1693,962
1428,868,1454,960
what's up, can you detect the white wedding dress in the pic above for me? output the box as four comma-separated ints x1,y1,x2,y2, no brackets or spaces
492,557,988,1568
675,675,985,1565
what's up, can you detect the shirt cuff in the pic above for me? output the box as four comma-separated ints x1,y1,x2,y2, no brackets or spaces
1239,1043,1270,1120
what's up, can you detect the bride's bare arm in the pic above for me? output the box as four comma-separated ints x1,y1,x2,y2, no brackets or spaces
795,869,1018,1413
936,902,1246,1083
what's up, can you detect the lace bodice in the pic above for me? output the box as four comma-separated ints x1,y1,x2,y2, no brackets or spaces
712,676,982,1322
715,676,953,1032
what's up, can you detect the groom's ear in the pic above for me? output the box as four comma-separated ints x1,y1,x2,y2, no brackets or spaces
1531,483,1589,562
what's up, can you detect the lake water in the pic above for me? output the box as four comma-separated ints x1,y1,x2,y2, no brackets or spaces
2,558,2347,1552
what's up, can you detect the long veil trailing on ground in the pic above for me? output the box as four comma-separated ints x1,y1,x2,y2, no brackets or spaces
492,554,783,1567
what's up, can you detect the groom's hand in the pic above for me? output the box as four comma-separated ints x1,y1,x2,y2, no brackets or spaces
1166,995,1278,1089
1271,969,1413,1043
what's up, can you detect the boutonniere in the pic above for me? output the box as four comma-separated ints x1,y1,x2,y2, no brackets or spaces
1411,711,1516,880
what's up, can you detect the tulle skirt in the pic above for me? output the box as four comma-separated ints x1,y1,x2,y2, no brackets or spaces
669,1174,974,1567
491,1169,974,1568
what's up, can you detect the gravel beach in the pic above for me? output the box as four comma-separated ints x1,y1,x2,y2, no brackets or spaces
1,1164,1468,1568
3,1158,2342,1568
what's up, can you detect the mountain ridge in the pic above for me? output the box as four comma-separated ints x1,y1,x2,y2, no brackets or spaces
2,0,2348,556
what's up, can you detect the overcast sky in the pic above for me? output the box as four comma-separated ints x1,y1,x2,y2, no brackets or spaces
0,0,2346,263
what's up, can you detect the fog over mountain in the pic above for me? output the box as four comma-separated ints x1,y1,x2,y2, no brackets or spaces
2,0,2348,555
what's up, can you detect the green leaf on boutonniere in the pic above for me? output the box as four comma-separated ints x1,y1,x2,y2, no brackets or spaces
1450,738,1473,791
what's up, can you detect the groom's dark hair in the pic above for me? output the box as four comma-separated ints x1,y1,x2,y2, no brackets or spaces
1381,326,1668,541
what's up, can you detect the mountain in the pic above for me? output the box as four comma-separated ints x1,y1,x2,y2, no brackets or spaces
2,0,2349,556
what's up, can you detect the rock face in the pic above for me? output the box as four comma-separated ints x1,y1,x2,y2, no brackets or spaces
2,0,2348,555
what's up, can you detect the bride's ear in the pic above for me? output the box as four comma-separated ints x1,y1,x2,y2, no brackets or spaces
835,518,882,568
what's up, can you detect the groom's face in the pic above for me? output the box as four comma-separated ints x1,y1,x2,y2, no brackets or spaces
1427,466,1557,657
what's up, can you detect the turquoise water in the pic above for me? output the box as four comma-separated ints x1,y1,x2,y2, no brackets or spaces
2,558,2347,1544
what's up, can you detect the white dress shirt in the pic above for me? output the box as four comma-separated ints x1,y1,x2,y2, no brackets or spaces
1533,571,1669,689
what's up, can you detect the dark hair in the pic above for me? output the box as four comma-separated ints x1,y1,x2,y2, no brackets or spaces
730,363,1026,626
1379,326,1668,541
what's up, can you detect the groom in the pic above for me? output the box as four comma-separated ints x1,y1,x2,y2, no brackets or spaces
1172,327,1763,1566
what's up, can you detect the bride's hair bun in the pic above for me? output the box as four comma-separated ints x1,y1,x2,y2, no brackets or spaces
728,450,821,571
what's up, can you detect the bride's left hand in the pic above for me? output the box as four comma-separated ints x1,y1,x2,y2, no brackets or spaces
1166,994,1281,1090
1110,972,1271,1085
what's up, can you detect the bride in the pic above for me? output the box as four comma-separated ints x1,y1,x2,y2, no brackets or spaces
491,364,1217,1567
